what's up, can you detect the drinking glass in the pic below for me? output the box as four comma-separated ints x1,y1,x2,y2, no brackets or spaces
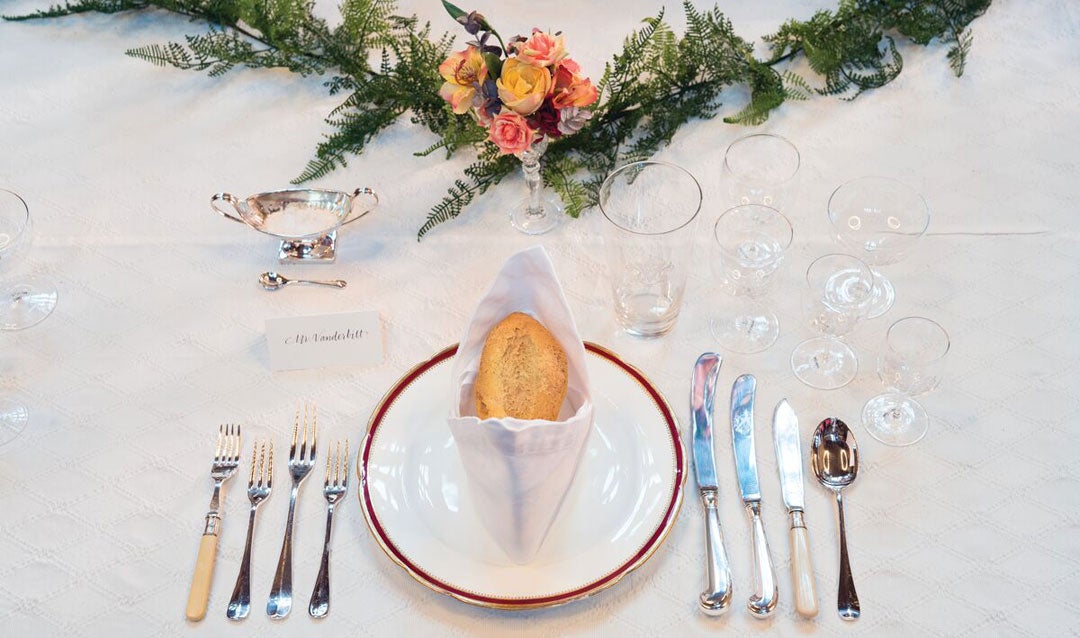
709,204,793,353
598,161,703,337
827,176,930,318
0,189,58,330
791,254,874,390
862,317,950,446
723,133,801,212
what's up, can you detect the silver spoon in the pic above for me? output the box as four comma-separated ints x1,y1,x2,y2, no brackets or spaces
259,271,346,291
811,418,861,621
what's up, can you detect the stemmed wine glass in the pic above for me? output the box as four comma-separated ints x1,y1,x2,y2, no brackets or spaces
1,189,57,447
723,133,801,212
827,176,930,318
791,254,874,390
862,317,950,446
1,189,57,330
709,204,793,353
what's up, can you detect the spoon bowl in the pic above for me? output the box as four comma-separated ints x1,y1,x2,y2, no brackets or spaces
811,418,861,621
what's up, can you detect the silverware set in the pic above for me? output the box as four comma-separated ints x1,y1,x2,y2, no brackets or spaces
186,406,351,623
690,353,861,621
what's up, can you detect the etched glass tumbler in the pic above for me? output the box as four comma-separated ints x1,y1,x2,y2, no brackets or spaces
723,133,801,212
598,161,703,337
827,176,930,318
709,204,793,353
791,254,874,390
862,317,950,446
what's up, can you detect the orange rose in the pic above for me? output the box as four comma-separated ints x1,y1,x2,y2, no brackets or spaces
488,112,535,155
438,46,487,114
551,58,598,109
513,28,567,67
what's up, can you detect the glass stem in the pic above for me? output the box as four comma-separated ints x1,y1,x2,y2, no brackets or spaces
521,148,544,217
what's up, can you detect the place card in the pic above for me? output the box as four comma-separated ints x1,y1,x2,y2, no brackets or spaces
265,310,382,371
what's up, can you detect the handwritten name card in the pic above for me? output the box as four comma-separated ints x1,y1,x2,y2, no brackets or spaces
265,310,382,371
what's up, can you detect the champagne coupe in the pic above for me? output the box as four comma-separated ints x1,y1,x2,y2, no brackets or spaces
791,254,874,390
709,204,793,353
0,189,58,330
723,133,801,212
827,177,929,318
862,317,950,446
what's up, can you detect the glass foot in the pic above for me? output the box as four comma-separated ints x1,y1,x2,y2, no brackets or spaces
862,392,928,446
0,275,58,330
510,197,562,235
710,311,779,354
0,397,28,446
791,336,859,389
866,269,895,319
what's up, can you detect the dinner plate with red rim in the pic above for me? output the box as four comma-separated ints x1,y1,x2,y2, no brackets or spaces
358,342,685,610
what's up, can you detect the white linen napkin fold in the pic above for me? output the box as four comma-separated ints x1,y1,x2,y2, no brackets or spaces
447,246,594,564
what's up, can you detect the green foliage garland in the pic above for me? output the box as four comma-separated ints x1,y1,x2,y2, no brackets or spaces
7,0,991,239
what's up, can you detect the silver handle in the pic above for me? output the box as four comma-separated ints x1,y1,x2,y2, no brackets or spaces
226,507,257,620
308,503,337,617
341,187,379,225
292,278,347,289
267,485,299,618
211,192,246,224
698,489,733,615
835,492,861,620
745,501,778,617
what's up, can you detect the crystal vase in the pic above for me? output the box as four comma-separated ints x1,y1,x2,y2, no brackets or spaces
510,136,562,235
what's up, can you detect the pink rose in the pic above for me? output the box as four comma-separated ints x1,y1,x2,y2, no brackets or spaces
551,58,599,109
513,28,567,67
488,112,535,155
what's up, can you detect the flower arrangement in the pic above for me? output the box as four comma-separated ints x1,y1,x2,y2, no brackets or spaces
438,1,598,156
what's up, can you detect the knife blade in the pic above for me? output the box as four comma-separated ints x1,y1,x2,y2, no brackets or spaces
690,353,732,615
773,399,819,618
730,374,778,618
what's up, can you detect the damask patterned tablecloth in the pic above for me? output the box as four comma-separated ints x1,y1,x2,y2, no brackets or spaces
1,0,1078,635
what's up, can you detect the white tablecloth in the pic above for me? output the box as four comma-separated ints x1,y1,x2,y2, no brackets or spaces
2,0,1078,635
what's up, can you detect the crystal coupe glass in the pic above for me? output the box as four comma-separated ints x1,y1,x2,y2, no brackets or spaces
791,254,874,390
709,204,793,353
862,317,950,446
827,176,929,318
0,189,57,330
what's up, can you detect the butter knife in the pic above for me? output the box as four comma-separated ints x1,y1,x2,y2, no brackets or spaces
773,399,819,618
730,374,778,617
690,353,733,615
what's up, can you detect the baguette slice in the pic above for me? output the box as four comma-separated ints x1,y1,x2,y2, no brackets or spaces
475,312,569,421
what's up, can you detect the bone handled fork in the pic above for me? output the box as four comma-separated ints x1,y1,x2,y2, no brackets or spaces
267,404,317,619
309,440,349,618
185,424,241,622
226,439,274,621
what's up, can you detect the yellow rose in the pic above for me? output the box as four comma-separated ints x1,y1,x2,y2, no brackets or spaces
496,58,551,116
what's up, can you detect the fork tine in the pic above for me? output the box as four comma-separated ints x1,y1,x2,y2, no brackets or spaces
266,440,274,489
215,425,225,461
334,441,342,486
342,440,349,487
324,441,332,486
249,441,257,486
310,403,318,462
291,406,300,460
300,403,309,460
230,424,240,462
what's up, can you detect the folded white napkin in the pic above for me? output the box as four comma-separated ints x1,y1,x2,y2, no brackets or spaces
447,246,594,564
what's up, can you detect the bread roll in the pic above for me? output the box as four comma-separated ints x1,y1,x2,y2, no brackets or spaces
475,312,569,421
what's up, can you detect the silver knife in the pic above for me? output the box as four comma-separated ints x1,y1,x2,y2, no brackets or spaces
730,374,778,617
773,399,819,618
690,353,732,615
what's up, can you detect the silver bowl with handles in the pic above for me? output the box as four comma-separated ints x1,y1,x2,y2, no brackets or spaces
212,187,379,263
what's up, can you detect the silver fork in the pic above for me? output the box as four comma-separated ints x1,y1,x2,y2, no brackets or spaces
267,404,317,619
309,440,349,618
226,439,274,620
185,424,242,622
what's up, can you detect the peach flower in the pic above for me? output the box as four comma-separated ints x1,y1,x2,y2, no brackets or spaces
496,58,552,116
438,46,487,114
513,28,568,67
551,58,598,109
488,112,535,155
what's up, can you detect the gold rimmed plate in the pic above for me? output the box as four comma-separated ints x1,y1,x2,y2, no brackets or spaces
358,342,685,609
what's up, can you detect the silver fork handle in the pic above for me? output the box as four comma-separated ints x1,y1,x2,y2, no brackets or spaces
698,489,733,615
745,501,778,617
267,485,299,618
309,503,337,617
226,506,258,620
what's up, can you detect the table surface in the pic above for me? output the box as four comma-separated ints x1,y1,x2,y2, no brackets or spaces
2,0,1079,635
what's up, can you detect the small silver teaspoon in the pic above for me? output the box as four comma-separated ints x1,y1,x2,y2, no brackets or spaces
811,418,861,621
259,271,346,291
